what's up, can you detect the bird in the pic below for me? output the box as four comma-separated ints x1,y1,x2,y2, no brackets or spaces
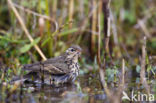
13,45,82,86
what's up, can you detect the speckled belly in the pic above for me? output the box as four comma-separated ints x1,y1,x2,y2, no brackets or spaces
70,62,79,77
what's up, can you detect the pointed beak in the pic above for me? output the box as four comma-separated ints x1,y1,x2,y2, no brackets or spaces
76,49,82,57
77,49,81,53
77,47,82,52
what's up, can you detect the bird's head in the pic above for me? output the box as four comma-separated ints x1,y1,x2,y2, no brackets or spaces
65,45,82,62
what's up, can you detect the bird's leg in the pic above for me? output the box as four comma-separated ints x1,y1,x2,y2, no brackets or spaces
40,62,44,84
49,75,52,85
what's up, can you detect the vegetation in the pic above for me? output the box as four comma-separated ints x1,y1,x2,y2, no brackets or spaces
0,0,155,102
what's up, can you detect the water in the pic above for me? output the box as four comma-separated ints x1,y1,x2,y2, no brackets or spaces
1,70,155,103
1,73,107,103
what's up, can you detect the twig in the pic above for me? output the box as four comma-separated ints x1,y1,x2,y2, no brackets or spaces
76,1,100,34
99,68,120,103
110,10,118,45
68,1,100,44
90,0,97,57
7,0,47,61
97,0,118,103
138,20,151,38
97,0,102,67
121,59,125,86
121,43,135,65
97,0,108,94
68,0,74,35
117,59,125,97
140,36,150,95
103,0,114,65
12,2,58,32
98,0,122,103
99,69,111,98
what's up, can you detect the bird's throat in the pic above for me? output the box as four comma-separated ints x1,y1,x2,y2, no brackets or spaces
66,54,78,63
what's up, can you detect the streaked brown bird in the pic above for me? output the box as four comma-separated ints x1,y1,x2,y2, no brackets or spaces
13,45,82,85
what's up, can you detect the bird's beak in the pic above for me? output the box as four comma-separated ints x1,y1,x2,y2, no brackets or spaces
77,48,82,52
77,50,81,53
76,49,82,57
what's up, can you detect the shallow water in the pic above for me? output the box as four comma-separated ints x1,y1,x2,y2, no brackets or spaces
1,70,155,103
1,73,108,103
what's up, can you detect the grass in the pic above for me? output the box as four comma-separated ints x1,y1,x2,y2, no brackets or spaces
0,0,156,102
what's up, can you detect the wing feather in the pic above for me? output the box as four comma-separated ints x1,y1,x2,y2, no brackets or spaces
23,55,70,74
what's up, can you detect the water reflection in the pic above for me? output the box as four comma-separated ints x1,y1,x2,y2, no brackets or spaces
23,84,78,103
21,74,105,103
1,73,107,103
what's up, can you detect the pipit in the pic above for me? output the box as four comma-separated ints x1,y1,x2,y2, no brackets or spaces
14,45,82,85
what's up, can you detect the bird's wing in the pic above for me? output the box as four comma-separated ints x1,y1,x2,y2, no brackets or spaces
43,62,70,74
23,62,41,71
43,55,71,74
23,56,70,75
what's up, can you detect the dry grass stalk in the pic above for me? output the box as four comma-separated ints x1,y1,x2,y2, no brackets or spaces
99,69,111,97
79,0,84,19
116,59,125,100
138,20,151,38
97,0,114,102
9,81,21,94
52,0,57,19
99,70,120,103
75,1,100,35
121,44,135,65
39,17,45,37
12,2,58,32
103,0,113,64
110,11,118,45
99,59,125,103
7,0,47,61
68,0,74,37
121,59,125,86
97,0,125,103
140,36,150,95
90,0,97,57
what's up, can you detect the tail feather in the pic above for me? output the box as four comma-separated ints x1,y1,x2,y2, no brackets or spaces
10,76,27,84
11,72,40,83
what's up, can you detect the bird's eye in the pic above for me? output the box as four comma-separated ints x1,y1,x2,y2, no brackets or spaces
71,48,75,52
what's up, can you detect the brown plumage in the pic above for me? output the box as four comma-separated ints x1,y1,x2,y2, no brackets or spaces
13,45,82,85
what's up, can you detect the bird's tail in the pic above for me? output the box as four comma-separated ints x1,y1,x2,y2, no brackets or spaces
10,75,28,84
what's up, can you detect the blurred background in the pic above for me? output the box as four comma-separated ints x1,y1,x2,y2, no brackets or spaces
0,0,156,103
